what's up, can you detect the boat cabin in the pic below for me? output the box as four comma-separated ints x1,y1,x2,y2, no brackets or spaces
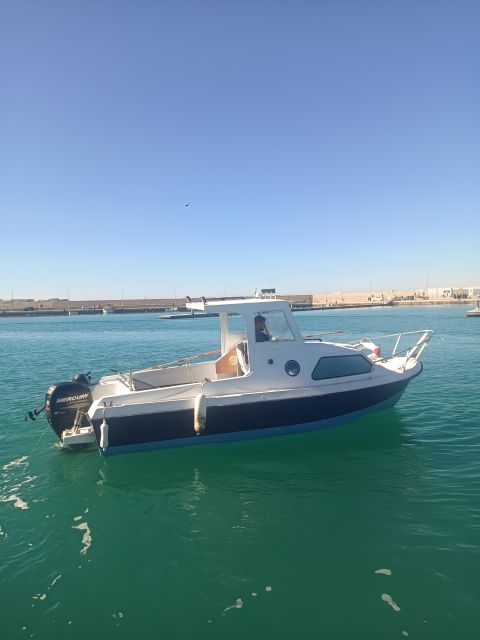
92,298,325,399
187,298,304,380
92,296,388,404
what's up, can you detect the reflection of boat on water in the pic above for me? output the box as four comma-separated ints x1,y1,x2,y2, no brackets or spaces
466,300,480,317
34,297,432,456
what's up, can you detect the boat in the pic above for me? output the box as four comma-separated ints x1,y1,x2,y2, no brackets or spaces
466,300,480,317
102,304,115,314
33,298,432,456
78,305,101,315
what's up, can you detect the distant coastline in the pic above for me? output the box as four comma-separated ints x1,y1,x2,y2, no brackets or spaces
0,290,477,318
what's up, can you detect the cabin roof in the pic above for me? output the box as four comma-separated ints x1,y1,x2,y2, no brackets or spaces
186,298,291,314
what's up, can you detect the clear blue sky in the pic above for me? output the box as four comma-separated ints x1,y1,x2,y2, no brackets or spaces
1,0,479,300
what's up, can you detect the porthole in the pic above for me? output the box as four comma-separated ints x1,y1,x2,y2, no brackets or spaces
285,360,300,376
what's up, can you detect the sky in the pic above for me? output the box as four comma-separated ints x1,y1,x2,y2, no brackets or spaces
1,0,479,300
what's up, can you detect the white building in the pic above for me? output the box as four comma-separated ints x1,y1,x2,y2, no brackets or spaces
427,287,480,299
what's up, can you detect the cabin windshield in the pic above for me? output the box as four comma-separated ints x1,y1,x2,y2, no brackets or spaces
255,310,295,342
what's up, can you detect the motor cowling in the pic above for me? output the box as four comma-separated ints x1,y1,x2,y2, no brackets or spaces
45,380,93,438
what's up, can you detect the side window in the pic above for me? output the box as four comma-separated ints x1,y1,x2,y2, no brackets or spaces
256,311,295,342
227,312,247,338
312,355,373,380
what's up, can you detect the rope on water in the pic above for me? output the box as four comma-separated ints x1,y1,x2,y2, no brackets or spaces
30,420,52,456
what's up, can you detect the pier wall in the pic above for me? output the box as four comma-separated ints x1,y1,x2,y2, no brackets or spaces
1,289,477,318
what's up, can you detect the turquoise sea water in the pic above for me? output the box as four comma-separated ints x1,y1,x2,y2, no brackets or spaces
1,306,479,639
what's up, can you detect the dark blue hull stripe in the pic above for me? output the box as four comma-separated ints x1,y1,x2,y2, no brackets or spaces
99,392,403,456
92,377,413,456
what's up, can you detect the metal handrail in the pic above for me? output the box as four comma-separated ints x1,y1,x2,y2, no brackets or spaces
355,329,433,368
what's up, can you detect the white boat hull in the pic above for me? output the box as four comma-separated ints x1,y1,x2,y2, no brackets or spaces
88,368,419,456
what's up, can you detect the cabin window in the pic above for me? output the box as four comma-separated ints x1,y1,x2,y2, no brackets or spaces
227,312,247,338
256,311,295,342
216,313,249,377
311,355,373,380
226,313,248,356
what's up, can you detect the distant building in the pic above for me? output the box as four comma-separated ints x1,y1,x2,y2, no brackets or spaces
427,287,453,298
428,287,480,299
466,287,480,298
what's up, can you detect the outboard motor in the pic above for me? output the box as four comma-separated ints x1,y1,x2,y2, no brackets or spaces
45,376,93,439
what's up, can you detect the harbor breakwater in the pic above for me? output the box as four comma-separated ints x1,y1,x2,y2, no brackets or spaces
0,297,473,318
